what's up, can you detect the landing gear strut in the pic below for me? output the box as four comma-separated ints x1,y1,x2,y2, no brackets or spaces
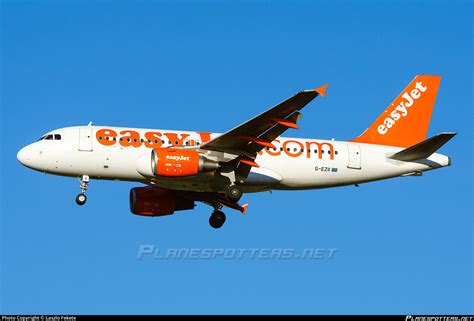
225,184,242,203
76,175,89,206
209,210,226,229
203,188,247,228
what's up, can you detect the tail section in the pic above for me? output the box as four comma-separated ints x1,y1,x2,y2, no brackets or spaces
388,132,456,162
351,75,442,147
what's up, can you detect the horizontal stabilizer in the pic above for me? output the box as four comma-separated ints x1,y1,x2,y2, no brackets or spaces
388,132,456,162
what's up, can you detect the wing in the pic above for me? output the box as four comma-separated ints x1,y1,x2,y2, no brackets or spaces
200,84,329,157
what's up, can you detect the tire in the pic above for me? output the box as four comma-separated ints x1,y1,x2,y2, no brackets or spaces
225,185,242,203
209,211,226,229
76,193,87,206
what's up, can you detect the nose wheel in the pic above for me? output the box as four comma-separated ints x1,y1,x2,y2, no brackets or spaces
76,193,87,205
76,175,89,206
209,210,226,229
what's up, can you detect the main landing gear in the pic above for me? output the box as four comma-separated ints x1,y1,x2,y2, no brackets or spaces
75,175,89,206
206,186,247,229
209,210,226,229
225,184,242,203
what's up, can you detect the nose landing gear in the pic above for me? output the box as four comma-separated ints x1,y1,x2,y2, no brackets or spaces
75,175,89,206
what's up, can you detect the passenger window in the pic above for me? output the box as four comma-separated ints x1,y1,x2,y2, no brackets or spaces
335,151,338,155
54,134,61,140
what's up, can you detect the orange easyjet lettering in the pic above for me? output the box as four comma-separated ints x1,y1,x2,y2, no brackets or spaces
283,140,304,158
144,132,163,148
120,130,142,147
305,141,335,160
197,132,211,144
266,139,281,156
96,129,335,161
96,129,117,146
378,81,427,135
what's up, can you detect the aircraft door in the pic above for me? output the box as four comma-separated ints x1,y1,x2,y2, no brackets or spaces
79,127,93,151
347,143,361,169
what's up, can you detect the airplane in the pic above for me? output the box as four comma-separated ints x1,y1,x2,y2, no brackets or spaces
17,75,455,229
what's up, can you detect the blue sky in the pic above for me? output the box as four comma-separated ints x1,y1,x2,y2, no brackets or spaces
1,0,472,315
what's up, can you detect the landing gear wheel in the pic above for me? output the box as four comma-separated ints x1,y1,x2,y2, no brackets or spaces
76,193,87,206
209,210,226,229
225,185,242,203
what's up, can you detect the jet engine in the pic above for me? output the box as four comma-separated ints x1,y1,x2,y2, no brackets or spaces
129,186,195,216
150,148,219,177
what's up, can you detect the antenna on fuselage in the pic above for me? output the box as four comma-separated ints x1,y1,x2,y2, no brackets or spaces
87,121,92,126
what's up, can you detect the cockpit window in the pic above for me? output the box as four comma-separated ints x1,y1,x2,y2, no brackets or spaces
37,135,46,141
45,134,53,140
54,134,61,140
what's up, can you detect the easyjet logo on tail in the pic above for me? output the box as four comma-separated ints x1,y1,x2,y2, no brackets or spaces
377,81,427,135
350,75,441,148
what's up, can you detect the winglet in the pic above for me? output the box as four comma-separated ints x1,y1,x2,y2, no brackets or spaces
315,84,329,97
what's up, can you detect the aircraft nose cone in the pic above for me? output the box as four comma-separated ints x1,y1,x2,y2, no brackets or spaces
17,145,32,167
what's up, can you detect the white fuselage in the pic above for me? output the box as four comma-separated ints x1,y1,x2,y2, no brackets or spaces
17,126,451,193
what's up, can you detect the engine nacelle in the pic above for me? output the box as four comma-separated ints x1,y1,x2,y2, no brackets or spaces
150,148,219,177
129,186,195,216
